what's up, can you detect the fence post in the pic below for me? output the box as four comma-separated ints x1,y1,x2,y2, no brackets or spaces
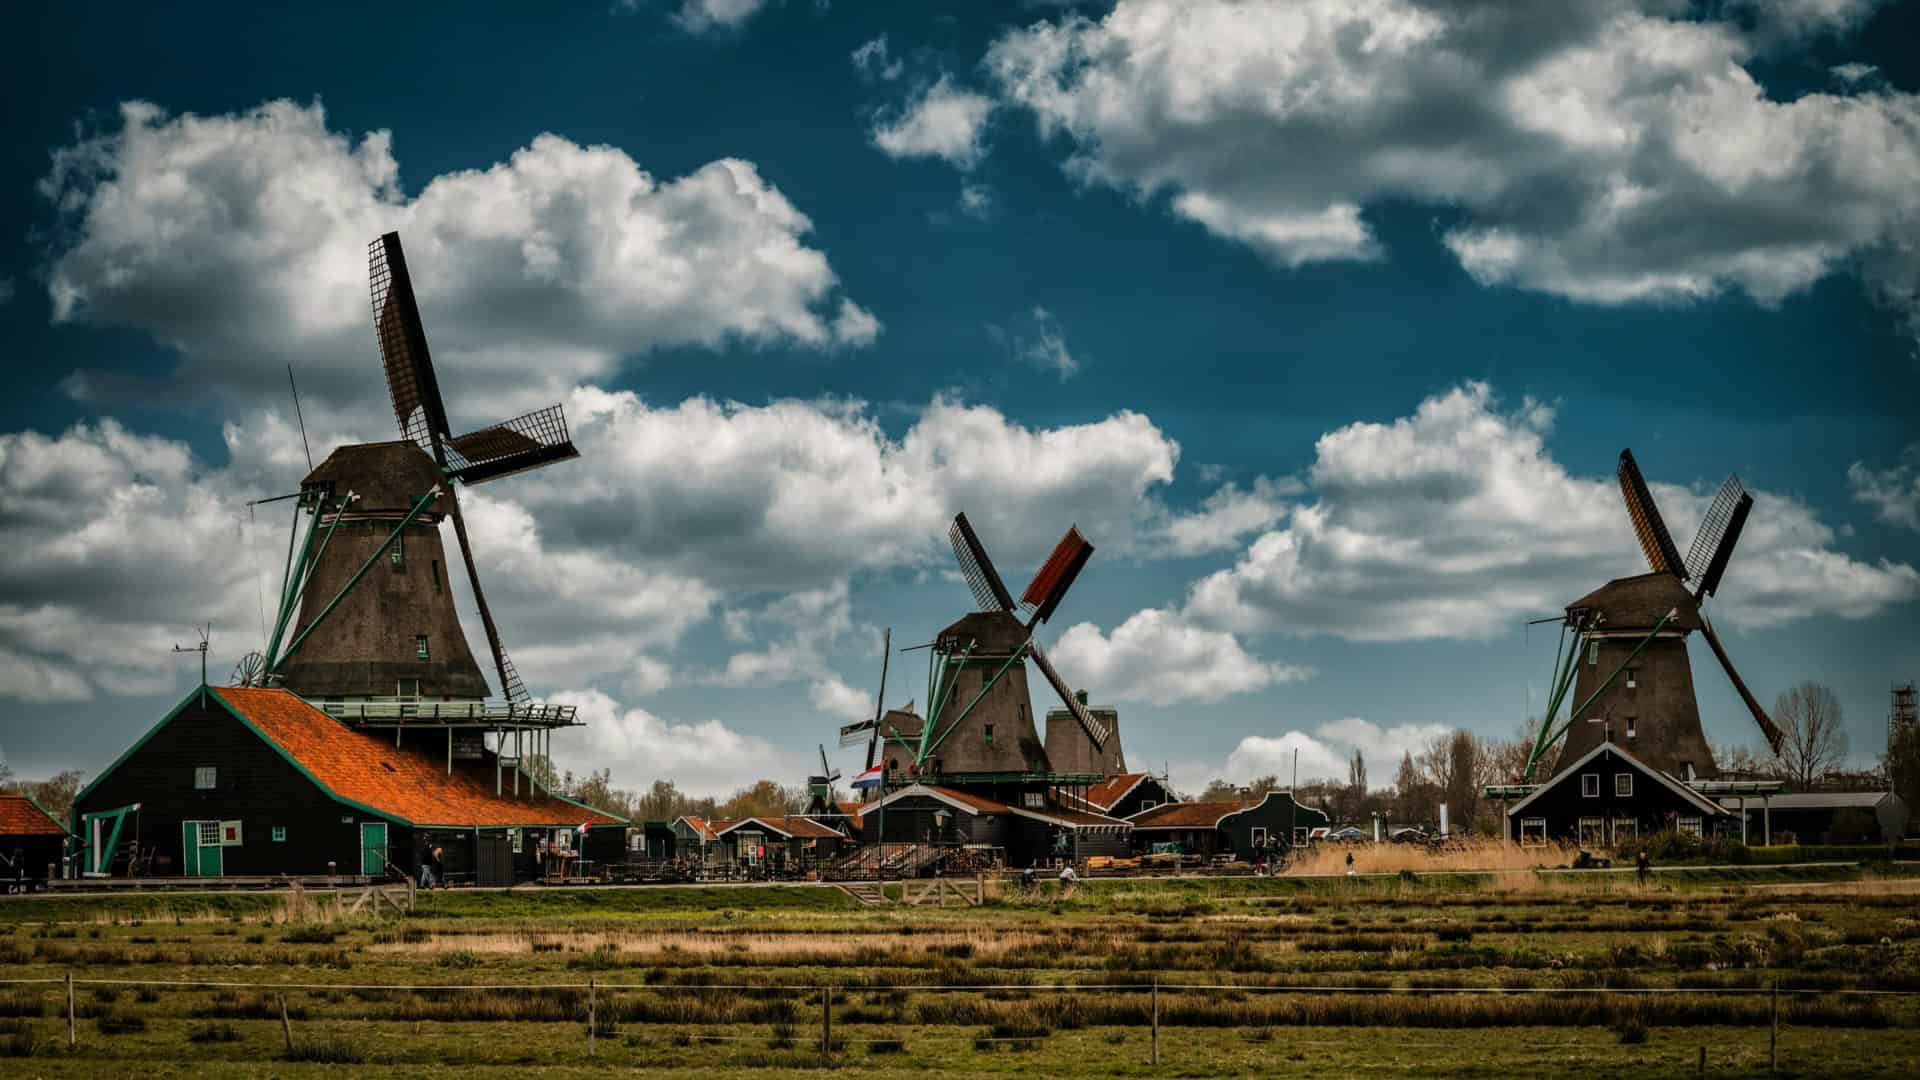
65,971,75,1048
1150,978,1159,1065
278,993,293,1053
1769,979,1778,1074
821,983,832,1056
588,977,597,1057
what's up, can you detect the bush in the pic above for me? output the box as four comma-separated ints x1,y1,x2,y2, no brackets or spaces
281,925,339,944
188,1022,242,1043
1824,809,1877,846
95,1010,148,1035
0,1019,35,1058
867,1037,907,1054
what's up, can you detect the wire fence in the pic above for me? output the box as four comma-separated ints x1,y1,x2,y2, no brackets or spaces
3,970,1914,1067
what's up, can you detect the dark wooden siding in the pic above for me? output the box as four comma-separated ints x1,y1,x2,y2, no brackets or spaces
73,695,392,877
1219,794,1331,861
1506,747,1717,844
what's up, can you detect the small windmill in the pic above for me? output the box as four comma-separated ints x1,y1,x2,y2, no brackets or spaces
262,232,581,705
807,744,844,811
1523,449,1784,782
874,513,1110,780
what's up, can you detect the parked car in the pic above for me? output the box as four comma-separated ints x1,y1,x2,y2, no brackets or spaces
1389,827,1429,844
1327,826,1366,843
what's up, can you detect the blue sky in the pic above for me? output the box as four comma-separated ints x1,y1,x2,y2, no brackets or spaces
2,0,1916,795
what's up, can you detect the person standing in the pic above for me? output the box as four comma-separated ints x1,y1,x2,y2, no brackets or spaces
1636,848,1651,886
1345,850,1355,877
417,842,435,890
430,844,446,890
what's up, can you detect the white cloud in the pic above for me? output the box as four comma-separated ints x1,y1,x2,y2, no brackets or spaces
551,688,788,798
809,674,874,722
1831,62,1878,85
1186,383,1919,640
870,75,994,169
851,35,904,81
1175,715,1449,794
1848,445,1920,531
988,306,1079,379
986,1,1920,329
958,182,994,220
1735,0,1885,43
669,0,770,33
38,99,877,429
1051,608,1310,706
1158,476,1299,557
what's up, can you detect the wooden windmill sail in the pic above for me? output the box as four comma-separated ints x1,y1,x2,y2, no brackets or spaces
871,513,1113,780
1524,449,1783,782
263,232,581,706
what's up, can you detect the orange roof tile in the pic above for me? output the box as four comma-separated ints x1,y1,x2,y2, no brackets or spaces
1128,800,1244,828
1083,773,1148,810
834,801,865,820
1027,805,1132,828
919,785,1014,815
0,795,67,836
718,816,846,840
214,688,620,829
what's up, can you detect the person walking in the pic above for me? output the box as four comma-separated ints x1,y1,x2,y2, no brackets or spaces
430,844,446,890
417,843,435,890
1345,850,1356,877
1636,848,1651,886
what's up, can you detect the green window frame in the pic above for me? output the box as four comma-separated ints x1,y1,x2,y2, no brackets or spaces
1588,641,1599,665
272,825,287,842
415,635,430,660
391,531,405,568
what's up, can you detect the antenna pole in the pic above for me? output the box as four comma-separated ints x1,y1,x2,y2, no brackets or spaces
287,365,314,472
865,628,891,770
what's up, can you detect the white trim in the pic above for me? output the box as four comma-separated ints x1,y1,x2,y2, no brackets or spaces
1615,773,1633,798
1086,773,1148,811
867,783,1004,818
1581,773,1600,798
1504,742,1724,819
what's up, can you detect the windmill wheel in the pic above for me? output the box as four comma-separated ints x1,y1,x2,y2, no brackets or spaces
231,650,265,687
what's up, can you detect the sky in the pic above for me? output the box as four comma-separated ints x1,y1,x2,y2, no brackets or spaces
1,0,1916,798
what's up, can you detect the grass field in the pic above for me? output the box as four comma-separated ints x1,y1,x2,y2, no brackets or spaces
2,866,1917,1077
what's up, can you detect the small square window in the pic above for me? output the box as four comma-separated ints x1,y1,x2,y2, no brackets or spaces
1677,815,1703,838
1141,800,1158,812
194,766,217,790
1519,817,1547,845
1615,773,1633,797
415,635,430,660
1022,792,1044,809
1581,773,1600,798
197,821,221,846
1625,667,1638,689
271,825,287,843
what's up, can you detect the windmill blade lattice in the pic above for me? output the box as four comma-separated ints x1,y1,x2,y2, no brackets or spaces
948,513,1018,615
1617,450,1686,578
1689,484,1753,601
368,232,449,448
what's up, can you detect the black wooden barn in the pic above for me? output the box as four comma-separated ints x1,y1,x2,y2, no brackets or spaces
1126,791,1329,860
864,783,1132,867
1,795,68,890
1504,741,1726,847
1067,772,1175,819
71,686,623,884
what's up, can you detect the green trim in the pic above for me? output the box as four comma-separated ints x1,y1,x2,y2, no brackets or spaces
81,805,138,875
199,689,413,828
274,490,438,669
548,790,631,825
923,638,1030,760
73,689,214,824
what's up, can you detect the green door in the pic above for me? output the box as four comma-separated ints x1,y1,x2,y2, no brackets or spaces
360,822,388,876
181,821,221,877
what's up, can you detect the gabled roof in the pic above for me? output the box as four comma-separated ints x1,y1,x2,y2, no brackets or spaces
869,784,1013,816
1506,741,1725,819
216,688,624,829
1128,800,1245,828
1220,790,1330,827
1082,772,1148,811
0,794,68,837
716,816,846,840
833,801,865,820
674,816,720,841
1016,804,1131,830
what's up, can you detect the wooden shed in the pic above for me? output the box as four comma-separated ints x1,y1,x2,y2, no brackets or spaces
1,795,68,891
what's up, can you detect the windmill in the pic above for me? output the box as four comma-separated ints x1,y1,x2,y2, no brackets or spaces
806,744,843,813
873,512,1113,782
261,232,581,707
1522,449,1784,782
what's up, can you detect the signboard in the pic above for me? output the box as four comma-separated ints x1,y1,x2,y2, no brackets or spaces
452,734,485,760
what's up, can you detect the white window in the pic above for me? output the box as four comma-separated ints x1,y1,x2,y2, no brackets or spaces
1140,800,1158,812
1250,827,1267,847
1022,792,1044,809
1625,667,1638,689
1626,716,1637,739
1588,641,1599,666
1578,818,1605,846
197,821,221,847
1519,817,1547,845
510,829,523,854
220,820,243,846
1615,773,1633,797
194,766,217,790
1581,773,1600,798
1612,819,1636,844
1677,816,1703,838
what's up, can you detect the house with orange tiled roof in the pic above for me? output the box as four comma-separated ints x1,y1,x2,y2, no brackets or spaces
1,794,69,890
1058,772,1174,819
72,686,623,884
712,816,850,871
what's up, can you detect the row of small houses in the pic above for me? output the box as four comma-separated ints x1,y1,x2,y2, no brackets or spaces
11,686,1905,889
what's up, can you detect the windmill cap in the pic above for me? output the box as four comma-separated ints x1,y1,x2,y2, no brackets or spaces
302,441,443,513
1566,572,1702,631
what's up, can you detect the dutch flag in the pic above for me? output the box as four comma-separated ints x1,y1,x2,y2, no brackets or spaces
851,764,884,789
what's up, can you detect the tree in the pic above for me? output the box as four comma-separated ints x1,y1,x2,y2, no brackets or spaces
569,768,633,820
26,770,84,826
1348,749,1367,794
716,780,805,820
1199,779,1240,801
1771,681,1848,787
